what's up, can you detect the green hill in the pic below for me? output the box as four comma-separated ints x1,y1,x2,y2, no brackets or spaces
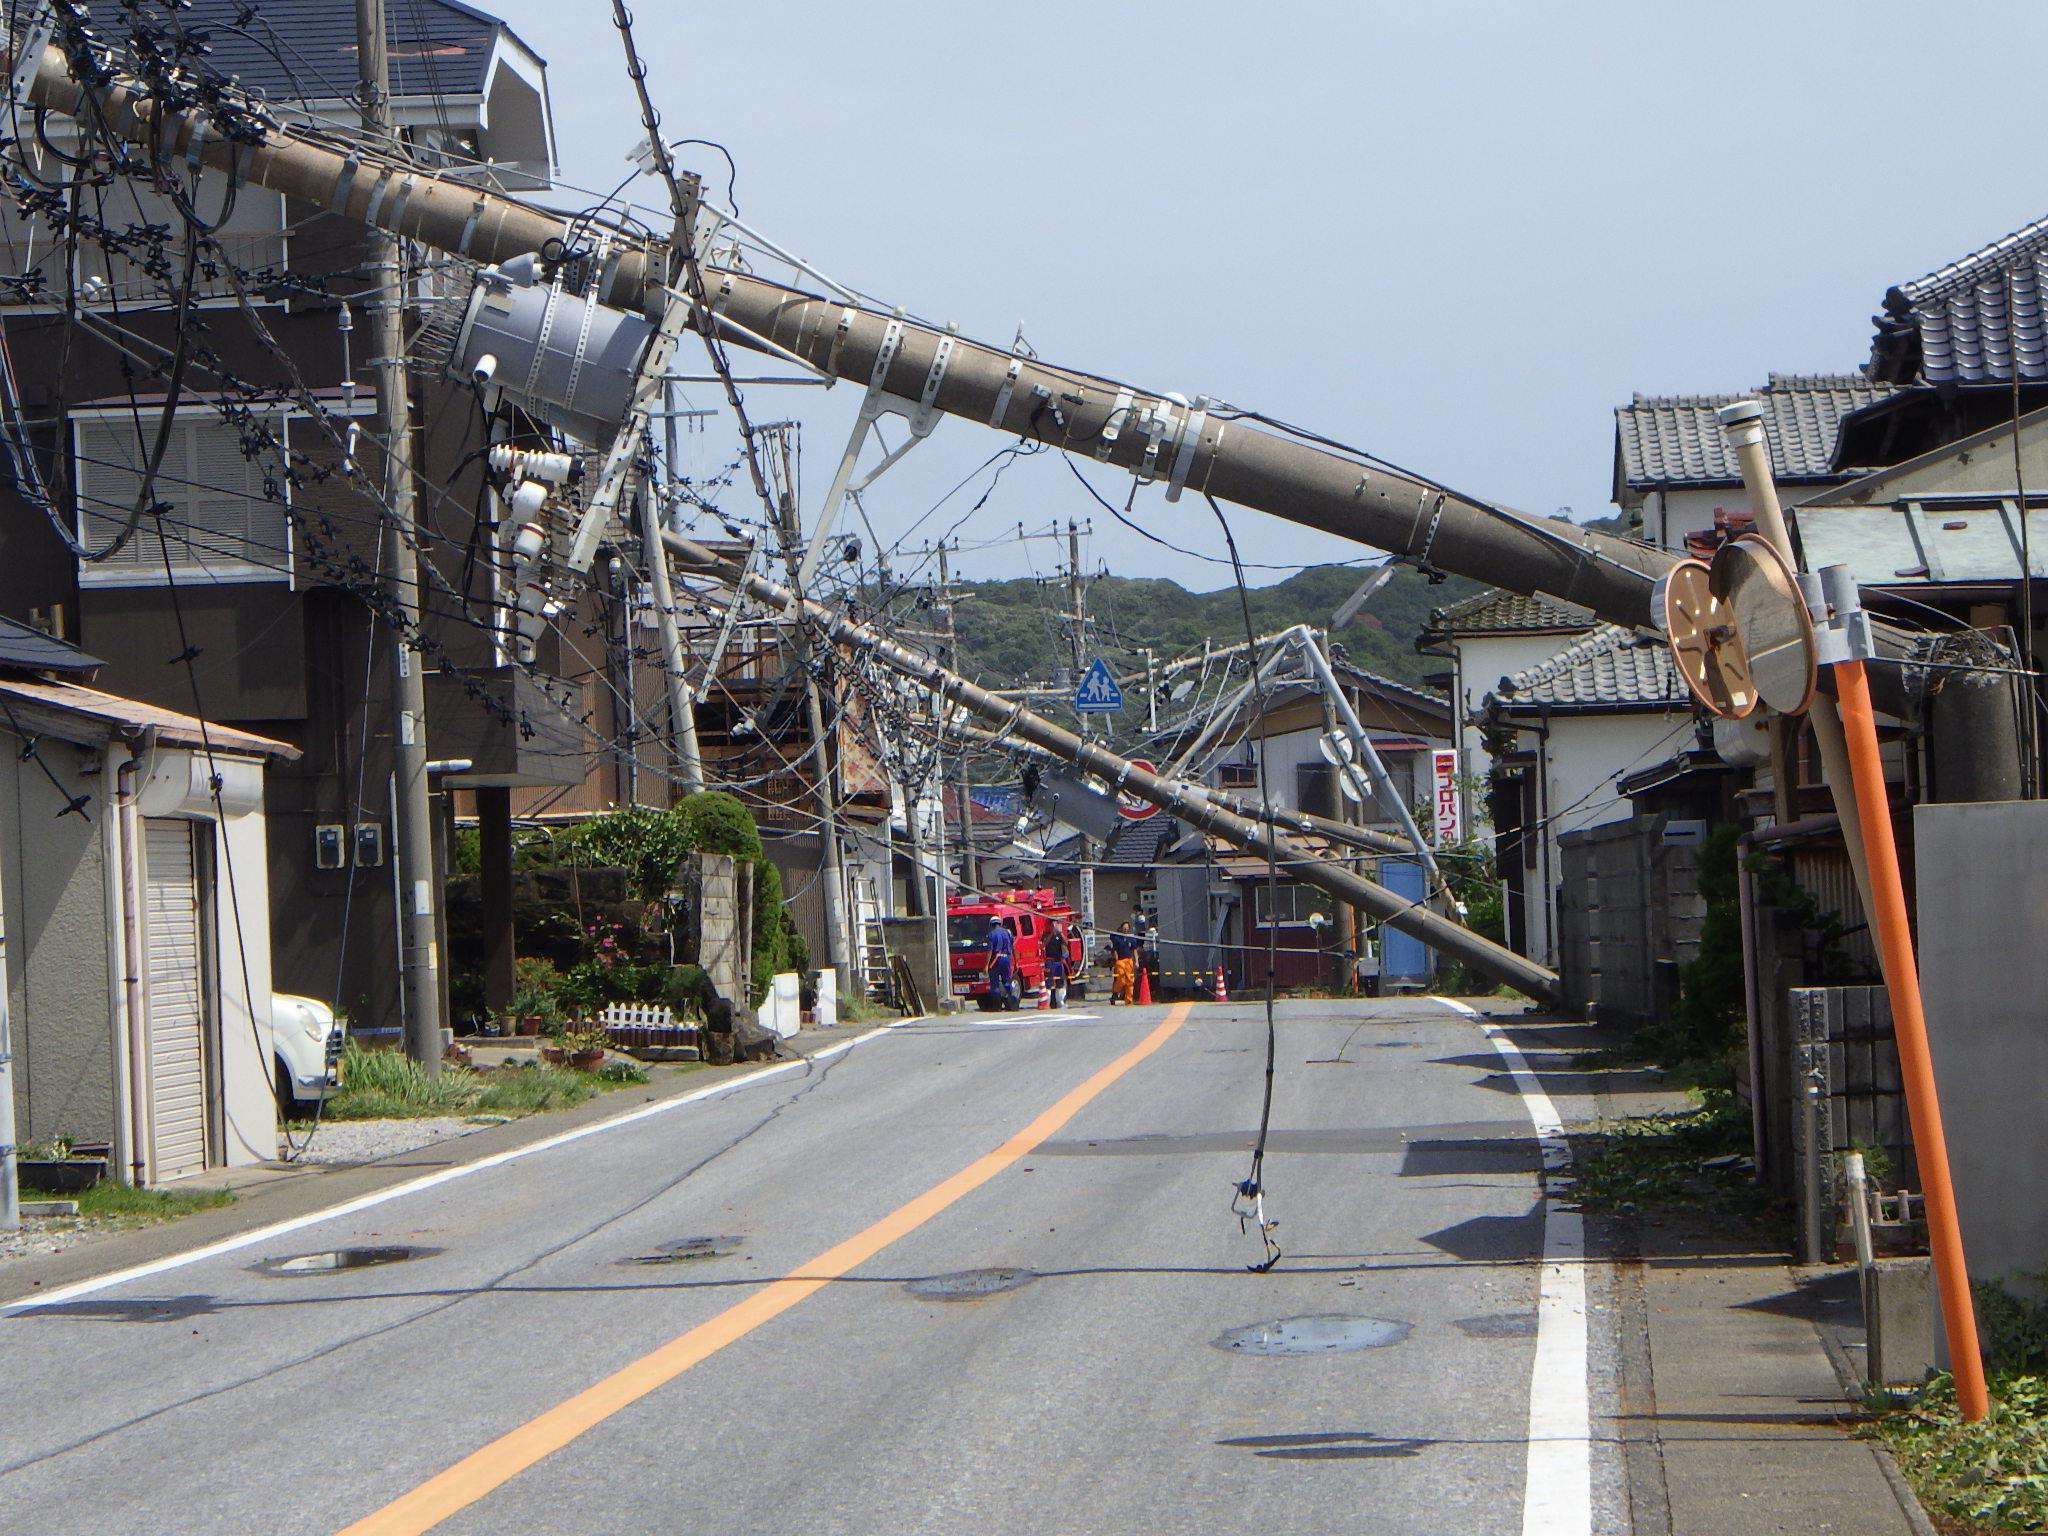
935,563,1481,694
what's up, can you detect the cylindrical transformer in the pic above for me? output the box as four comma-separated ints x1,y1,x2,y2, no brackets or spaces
450,276,655,445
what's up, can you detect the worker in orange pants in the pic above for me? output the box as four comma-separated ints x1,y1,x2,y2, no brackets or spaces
1109,921,1140,1004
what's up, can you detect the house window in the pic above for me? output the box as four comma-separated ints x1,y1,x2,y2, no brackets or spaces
73,413,289,586
1219,762,1257,789
1253,882,1334,927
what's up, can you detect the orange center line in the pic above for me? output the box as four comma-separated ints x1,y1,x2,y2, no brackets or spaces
337,1002,1194,1536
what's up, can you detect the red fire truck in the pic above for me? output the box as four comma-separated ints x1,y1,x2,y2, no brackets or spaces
945,888,1085,1010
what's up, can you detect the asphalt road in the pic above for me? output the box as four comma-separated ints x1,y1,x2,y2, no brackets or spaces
0,998,1596,1535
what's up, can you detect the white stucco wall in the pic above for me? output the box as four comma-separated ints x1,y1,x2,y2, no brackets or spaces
1514,710,1692,966
1449,632,1596,822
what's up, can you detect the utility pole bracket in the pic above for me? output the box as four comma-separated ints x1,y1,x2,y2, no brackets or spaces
797,318,956,589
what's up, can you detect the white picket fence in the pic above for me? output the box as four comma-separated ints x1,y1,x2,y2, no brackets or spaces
596,1001,681,1031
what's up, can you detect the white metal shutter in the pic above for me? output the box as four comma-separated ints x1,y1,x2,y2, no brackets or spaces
73,415,284,581
144,819,208,1182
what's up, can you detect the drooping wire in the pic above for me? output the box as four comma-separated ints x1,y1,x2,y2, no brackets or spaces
1207,491,1282,1273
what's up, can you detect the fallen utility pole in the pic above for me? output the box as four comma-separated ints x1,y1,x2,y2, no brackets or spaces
1063,519,1098,935
661,529,1560,1003
9,40,1932,717
355,0,441,1073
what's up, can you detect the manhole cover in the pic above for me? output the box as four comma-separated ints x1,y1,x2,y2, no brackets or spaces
624,1236,745,1265
1213,1314,1410,1356
1455,1312,1537,1338
259,1246,431,1275
905,1267,1037,1301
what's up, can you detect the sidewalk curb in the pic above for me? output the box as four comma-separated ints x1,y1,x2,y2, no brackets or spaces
1815,1317,1940,1536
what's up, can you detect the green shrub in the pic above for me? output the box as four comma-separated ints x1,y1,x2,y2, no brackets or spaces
674,791,761,857
564,805,696,902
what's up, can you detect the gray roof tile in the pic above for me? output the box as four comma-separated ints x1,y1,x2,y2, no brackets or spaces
1491,626,1691,712
1614,374,1894,492
1871,213,2048,385
1425,589,1597,638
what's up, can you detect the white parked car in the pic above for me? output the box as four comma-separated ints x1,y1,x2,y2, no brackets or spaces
272,993,346,1112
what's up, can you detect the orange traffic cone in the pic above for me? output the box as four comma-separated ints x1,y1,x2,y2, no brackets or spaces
1213,967,1228,1003
1137,965,1153,1006
1039,982,1053,1009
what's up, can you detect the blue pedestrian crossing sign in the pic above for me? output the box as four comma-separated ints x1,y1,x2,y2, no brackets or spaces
1074,658,1124,714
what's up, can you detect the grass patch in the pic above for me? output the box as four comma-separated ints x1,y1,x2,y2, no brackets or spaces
1570,1087,1763,1216
318,1041,666,1123
21,1181,235,1223
1871,1278,2048,1533
836,991,892,1025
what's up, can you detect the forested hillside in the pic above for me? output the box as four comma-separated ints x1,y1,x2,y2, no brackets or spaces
937,563,1481,693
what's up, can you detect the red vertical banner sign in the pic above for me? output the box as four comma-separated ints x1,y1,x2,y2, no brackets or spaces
1431,748,1462,847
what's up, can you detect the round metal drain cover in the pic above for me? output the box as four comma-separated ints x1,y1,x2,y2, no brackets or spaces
905,1267,1037,1301
260,1246,430,1275
1213,1314,1410,1356
624,1236,745,1265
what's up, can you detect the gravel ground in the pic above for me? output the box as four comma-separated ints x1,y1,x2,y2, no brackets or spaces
279,1115,498,1166
0,1220,101,1266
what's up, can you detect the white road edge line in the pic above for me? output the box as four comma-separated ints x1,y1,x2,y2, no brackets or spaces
1441,998,1593,1536
1,1016,924,1319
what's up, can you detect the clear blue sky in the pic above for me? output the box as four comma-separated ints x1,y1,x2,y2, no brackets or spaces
483,0,2048,591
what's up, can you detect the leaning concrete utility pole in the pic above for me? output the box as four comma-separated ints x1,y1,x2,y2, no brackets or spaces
649,386,704,792
1064,520,1098,934
661,527,1561,1003
937,542,979,890
8,41,1936,717
355,0,440,1072
763,428,850,975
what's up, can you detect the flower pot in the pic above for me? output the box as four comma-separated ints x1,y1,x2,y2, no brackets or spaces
539,1044,568,1066
18,1157,108,1193
568,1048,606,1072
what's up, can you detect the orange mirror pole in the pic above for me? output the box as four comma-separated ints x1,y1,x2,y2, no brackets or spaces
1825,569,1989,1421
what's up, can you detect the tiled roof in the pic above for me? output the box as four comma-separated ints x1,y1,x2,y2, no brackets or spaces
1614,374,1894,493
0,615,100,676
1489,626,1691,713
136,0,513,104
1101,815,1180,867
1423,588,1596,639
1870,213,2048,385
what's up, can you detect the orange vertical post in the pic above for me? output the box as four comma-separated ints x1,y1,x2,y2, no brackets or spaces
1834,656,1989,1421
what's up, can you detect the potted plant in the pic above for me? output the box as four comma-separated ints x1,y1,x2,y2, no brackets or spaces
511,956,566,1037
17,1134,110,1193
562,1024,608,1073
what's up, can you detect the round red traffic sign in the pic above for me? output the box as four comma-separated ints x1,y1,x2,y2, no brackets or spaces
1118,760,1161,820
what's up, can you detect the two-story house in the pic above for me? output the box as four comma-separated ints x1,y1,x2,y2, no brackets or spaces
0,0,598,1036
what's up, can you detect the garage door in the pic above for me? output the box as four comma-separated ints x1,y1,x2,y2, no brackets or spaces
144,819,208,1182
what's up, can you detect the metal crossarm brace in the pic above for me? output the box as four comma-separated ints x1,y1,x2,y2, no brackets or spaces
797,317,957,590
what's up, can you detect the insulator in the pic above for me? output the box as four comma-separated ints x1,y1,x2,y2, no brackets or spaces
508,479,548,520
508,521,547,567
